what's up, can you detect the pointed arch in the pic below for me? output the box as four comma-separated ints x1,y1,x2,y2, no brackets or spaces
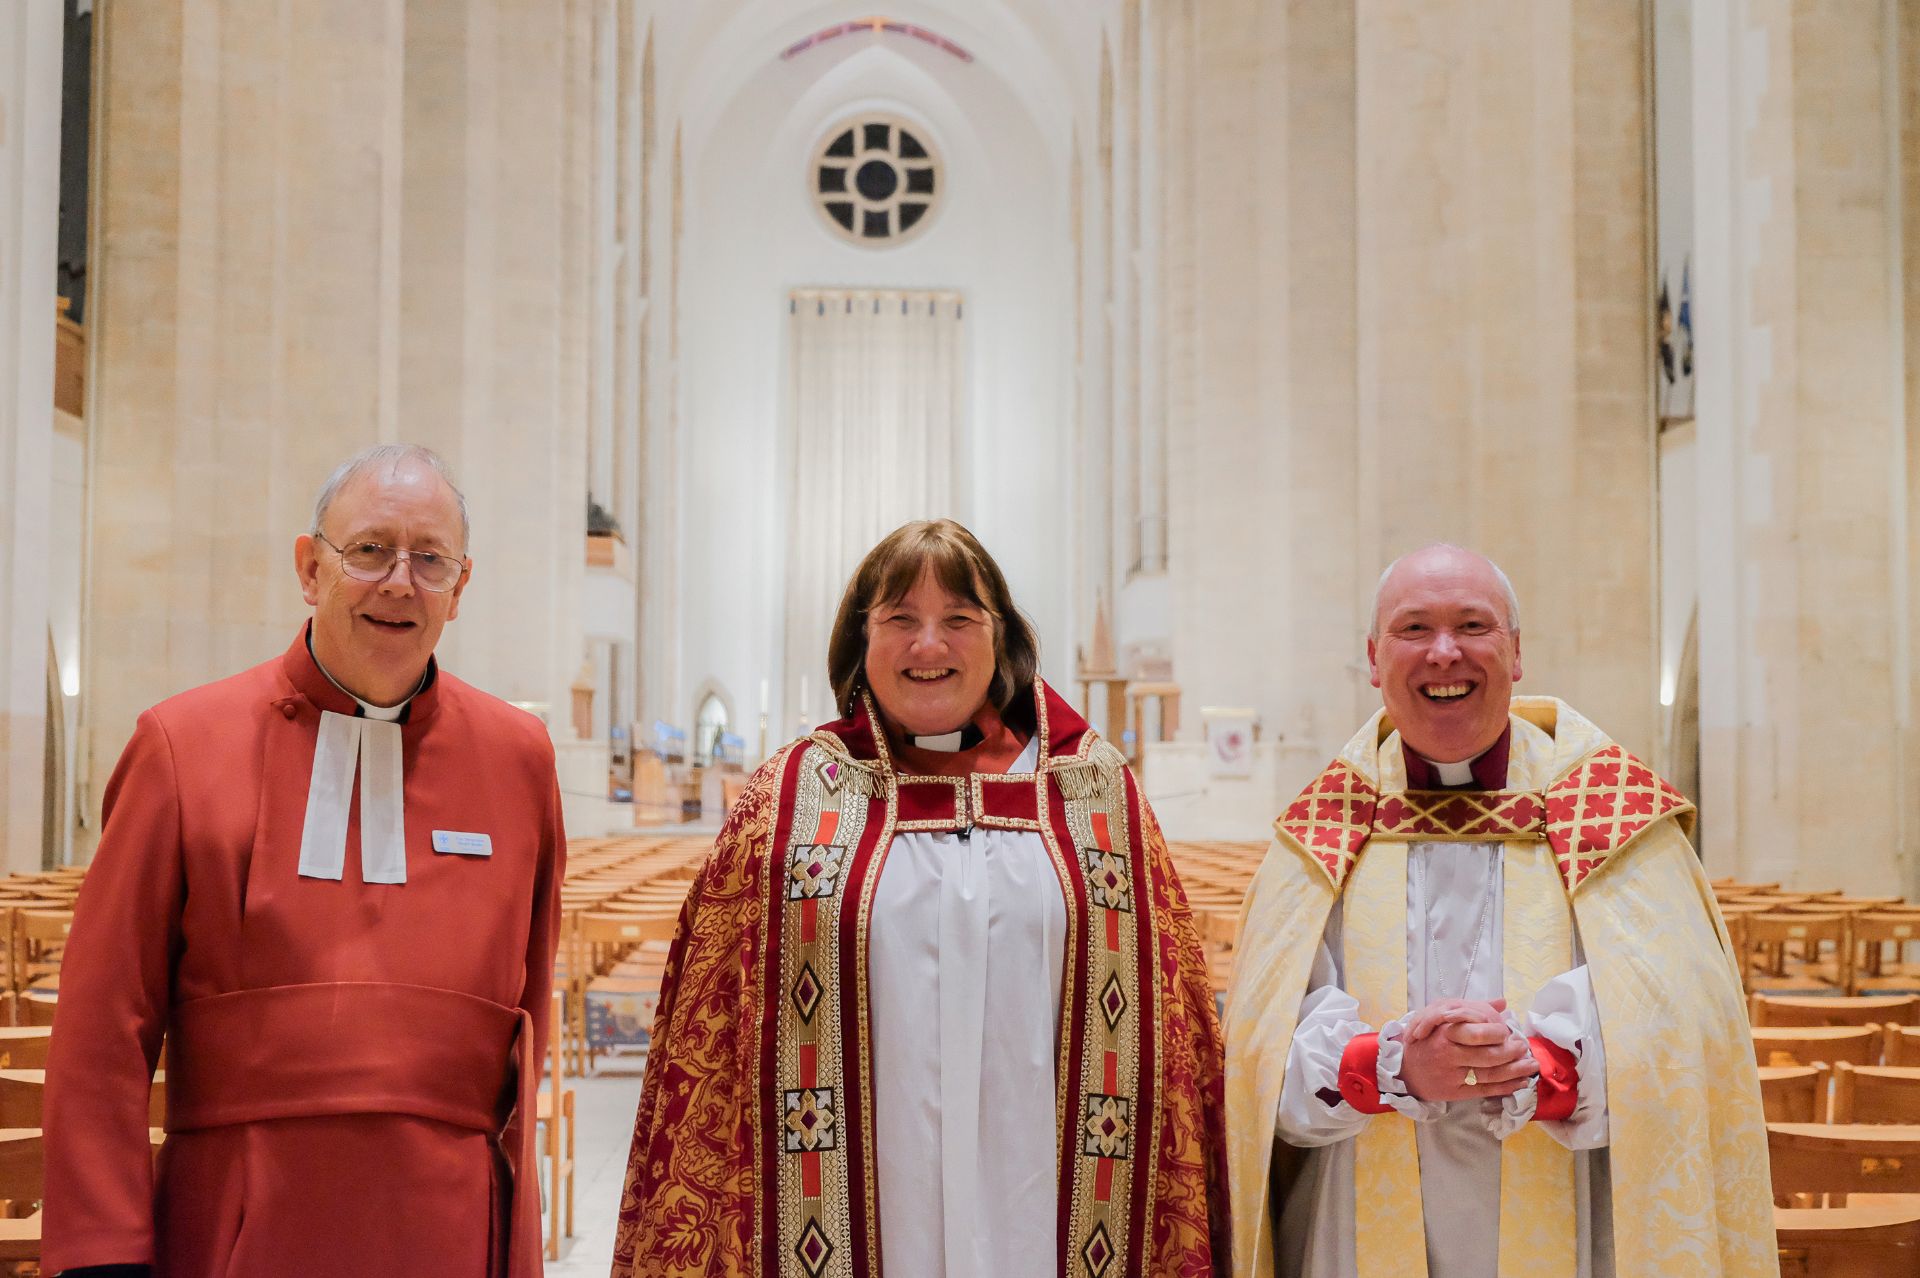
689,679,736,767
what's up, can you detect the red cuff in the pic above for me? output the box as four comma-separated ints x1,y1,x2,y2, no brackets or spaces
1337,1032,1395,1115
1528,1036,1580,1123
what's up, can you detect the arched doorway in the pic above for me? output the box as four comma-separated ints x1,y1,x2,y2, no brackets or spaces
693,688,732,768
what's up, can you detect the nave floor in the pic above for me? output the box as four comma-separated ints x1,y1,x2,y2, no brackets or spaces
546,1063,648,1276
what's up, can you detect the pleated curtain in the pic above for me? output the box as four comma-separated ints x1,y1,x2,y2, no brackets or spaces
783,288,965,732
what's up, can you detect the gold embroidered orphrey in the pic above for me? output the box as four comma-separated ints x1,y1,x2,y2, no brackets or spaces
765,686,1159,1278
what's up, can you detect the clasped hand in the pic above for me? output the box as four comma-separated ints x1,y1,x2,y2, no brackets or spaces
1396,998,1537,1102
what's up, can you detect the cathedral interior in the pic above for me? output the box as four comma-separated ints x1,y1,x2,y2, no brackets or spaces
3,1,1920,1270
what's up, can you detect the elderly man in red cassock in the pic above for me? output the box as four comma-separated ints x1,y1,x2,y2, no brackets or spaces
43,445,565,1278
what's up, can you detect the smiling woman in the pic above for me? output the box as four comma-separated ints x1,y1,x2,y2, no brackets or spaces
611,519,1229,1278
824,519,1038,741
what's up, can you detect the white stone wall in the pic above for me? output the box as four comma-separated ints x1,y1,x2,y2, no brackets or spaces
1679,0,1920,893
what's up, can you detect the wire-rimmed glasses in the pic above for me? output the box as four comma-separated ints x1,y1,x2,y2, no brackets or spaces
314,533,467,592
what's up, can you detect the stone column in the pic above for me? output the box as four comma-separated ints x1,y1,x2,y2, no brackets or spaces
84,0,601,841
602,2,641,743
0,3,62,871
401,2,592,698
82,0,406,843
1152,0,1357,833
1692,0,1915,893
1168,0,1320,734
399,0,494,523
636,127,680,730
1354,0,1657,754
397,0,600,831
1904,0,1920,899
1156,0,1658,834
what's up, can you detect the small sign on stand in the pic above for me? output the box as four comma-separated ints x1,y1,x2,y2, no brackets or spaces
1202,708,1257,780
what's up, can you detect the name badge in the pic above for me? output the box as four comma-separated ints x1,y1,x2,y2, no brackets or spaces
432,830,494,857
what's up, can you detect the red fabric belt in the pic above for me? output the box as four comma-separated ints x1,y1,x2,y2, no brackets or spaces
166,981,541,1278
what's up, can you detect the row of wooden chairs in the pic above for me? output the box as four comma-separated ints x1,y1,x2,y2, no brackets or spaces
1712,877,1920,995
1743,1001,1920,1271
538,834,713,1260
0,1028,161,1265
1760,1061,1920,1124
1728,909,1920,998
552,834,708,1081
1769,1123,1920,1273
1756,1023,1920,1069
1166,842,1264,997
1752,994,1920,1030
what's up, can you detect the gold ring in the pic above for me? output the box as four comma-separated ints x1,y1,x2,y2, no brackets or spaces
1464,1068,1479,1087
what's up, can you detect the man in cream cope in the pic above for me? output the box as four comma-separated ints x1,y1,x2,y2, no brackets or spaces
1223,544,1772,1278
44,445,564,1278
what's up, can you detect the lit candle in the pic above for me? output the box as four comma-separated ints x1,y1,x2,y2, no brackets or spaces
760,677,769,715
799,675,810,721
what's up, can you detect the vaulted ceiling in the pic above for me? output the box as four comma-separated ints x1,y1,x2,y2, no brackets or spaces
654,0,1105,171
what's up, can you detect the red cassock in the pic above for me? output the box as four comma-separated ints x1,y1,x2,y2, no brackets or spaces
43,629,565,1278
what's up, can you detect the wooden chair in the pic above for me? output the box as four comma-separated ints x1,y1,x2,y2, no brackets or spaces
0,1029,51,1070
1743,914,1852,994
1759,1065,1831,1123
1769,1123,1920,1205
1752,993,1920,1029
1851,913,1920,992
0,1129,42,1263
537,991,575,1261
0,1125,164,1266
1885,1025,1920,1066
1831,1064,1920,1124
573,912,677,1074
1754,1026,1884,1069
12,995,55,1028
8,912,70,1023
1776,1200,1920,1277
0,1069,164,1128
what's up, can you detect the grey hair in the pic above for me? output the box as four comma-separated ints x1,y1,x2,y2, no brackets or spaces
310,444,470,552
1369,543,1521,638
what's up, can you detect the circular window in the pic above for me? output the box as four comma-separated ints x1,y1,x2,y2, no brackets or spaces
812,115,941,247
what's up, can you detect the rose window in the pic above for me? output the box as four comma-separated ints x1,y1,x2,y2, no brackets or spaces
812,115,941,247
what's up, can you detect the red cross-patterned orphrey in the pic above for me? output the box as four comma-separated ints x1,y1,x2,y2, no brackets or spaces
1543,745,1692,891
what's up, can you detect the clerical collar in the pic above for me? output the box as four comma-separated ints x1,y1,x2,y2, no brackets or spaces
296,634,422,887
307,632,426,722
1401,724,1512,791
890,711,1027,779
909,723,986,753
